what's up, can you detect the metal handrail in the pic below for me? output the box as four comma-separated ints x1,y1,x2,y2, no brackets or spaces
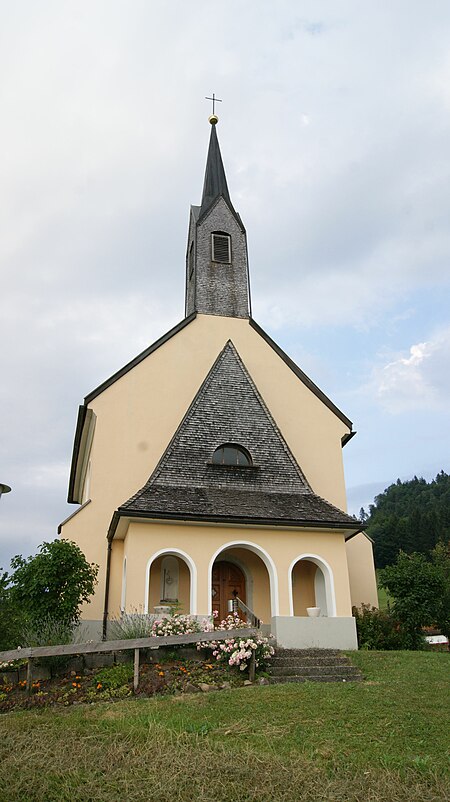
229,596,261,628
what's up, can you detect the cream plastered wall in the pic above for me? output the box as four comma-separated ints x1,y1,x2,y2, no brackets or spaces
346,533,379,609
116,521,353,619
292,560,316,615
61,314,351,622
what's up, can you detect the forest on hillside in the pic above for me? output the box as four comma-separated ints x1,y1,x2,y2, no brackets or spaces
361,471,450,568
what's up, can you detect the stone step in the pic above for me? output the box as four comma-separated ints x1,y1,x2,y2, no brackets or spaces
271,655,350,667
270,674,363,684
274,648,341,658
269,648,364,684
270,664,361,678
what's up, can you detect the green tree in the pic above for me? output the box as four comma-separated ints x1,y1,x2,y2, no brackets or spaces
10,540,98,626
379,550,449,649
366,472,450,567
430,542,450,638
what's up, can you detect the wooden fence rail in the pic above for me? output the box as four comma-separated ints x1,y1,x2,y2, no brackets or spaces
0,628,262,692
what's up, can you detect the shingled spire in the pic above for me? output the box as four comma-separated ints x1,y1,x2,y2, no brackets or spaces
199,120,231,218
185,116,251,319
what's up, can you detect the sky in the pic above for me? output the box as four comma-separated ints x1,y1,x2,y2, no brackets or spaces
1,1,450,570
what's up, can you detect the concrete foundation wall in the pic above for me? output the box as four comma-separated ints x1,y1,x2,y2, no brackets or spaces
271,616,358,650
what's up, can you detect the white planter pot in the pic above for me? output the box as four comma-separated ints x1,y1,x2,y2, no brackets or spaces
307,607,321,618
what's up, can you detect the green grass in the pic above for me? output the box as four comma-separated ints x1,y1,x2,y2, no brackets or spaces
0,651,448,802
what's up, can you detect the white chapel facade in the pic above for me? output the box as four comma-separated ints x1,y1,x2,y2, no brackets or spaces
59,115,378,648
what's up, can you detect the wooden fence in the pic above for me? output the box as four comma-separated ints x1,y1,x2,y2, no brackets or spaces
0,628,261,692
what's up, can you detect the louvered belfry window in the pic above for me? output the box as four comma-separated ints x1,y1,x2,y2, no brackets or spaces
212,232,231,263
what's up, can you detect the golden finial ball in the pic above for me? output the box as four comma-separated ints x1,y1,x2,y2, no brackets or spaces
209,114,219,125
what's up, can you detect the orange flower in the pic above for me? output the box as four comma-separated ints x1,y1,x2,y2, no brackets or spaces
158,671,165,677
97,683,102,689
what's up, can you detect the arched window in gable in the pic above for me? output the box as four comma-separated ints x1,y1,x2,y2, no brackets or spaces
212,443,252,466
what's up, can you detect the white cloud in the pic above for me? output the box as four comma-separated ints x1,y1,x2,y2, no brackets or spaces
370,327,450,412
1,0,450,569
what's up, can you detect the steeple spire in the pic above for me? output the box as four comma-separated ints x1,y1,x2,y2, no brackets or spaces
199,118,231,218
185,113,250,319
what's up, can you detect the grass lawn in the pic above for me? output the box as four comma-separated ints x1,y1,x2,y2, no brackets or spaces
0,651,448,802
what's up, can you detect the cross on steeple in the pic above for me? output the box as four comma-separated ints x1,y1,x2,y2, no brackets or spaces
205,93,222,116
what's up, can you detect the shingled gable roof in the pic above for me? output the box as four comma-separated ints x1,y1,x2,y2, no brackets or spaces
112,341,360,537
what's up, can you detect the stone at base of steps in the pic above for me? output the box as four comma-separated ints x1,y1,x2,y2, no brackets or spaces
269,648,364,684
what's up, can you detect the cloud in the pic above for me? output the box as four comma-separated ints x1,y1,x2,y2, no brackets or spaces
369,327,450,412
1,1,450,572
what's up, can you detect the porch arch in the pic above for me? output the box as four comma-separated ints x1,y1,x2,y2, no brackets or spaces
288,554,336,617
208,540,279,617
144,548,197,614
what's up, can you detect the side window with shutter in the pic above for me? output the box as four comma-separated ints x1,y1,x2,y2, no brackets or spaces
212,232,231,263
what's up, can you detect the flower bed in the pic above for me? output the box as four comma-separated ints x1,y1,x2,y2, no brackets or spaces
197,612,274,672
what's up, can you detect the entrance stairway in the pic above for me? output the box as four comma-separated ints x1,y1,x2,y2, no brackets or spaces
269,649,364,684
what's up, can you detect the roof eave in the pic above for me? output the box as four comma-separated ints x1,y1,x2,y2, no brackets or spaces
112,506,362,539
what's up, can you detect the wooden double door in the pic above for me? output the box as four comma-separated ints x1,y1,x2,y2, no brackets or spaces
211,560,246,623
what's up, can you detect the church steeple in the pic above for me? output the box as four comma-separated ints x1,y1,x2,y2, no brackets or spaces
199,118,231,218
185,116,251,319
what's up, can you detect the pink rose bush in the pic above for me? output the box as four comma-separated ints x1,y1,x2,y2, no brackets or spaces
197,612,274,673
150,615,208,637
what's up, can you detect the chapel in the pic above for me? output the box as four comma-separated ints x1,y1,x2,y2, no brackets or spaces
59,113,378,648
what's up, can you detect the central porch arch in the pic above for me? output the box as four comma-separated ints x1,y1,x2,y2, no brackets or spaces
208,540,279,621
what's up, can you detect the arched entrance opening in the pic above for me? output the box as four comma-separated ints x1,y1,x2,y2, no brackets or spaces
146,551,193,614
210,544,275,624
212,560,246,622
290,556,335,617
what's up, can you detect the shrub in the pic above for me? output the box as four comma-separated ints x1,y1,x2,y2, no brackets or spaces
379,550,448,648
93,663,134,690
151,615,203,638
198,612,274,673
109,611,211,640
109,611,155,640
10,540,98,626
352,605,411,650
19,615,76,672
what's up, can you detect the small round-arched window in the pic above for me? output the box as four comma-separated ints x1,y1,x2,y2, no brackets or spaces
212,444,252,466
